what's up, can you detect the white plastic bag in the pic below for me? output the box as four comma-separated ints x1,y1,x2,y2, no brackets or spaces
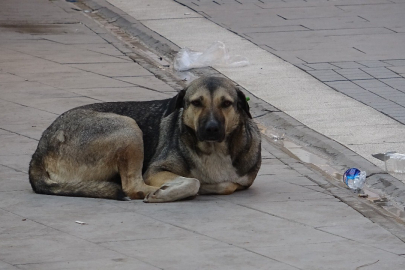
173,41,249,71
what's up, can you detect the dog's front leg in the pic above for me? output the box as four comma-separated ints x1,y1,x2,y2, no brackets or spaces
143,171,200,203
199,182,245,195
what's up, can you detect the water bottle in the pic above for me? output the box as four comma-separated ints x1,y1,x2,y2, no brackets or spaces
384,152,405,174
343,168,366,191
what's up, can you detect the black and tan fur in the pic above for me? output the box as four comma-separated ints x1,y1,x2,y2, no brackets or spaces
29,77,261,202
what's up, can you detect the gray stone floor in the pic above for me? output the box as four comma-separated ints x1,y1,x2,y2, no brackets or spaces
1,0,405,269
176,0,405,124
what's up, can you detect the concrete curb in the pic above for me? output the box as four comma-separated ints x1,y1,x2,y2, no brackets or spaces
79,0,405,213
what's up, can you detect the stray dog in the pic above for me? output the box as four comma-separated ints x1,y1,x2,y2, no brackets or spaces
29,77,261,202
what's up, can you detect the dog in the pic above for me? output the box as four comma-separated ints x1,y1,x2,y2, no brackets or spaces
29,76,261,202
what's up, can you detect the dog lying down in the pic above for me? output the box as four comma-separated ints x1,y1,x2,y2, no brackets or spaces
29,76,261,202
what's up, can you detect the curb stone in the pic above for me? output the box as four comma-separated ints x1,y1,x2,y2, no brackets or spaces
77,0,405,216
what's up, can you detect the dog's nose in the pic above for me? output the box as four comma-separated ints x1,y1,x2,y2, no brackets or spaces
205,120,220,137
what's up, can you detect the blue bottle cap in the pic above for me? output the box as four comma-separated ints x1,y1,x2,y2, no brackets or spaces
344,168,360,180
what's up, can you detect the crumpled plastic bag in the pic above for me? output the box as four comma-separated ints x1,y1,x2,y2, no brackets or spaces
173,41,249,71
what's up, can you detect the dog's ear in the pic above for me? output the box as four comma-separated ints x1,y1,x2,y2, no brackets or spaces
165,89,186,117
236,87,252,119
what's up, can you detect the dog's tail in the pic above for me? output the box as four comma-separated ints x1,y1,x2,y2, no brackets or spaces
28,156,127,200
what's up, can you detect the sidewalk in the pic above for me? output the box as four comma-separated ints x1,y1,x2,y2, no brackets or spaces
174,0,405,123
1,0,405,269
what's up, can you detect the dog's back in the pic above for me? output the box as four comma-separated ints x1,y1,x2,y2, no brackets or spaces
29,98,176,200
80,99,175,169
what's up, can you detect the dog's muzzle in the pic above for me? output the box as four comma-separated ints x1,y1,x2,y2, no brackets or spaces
199,119,225,142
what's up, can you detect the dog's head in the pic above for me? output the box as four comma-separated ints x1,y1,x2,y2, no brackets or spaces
169,77,252,143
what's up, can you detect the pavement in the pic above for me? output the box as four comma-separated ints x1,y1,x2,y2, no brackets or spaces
175,0,405,120
1,0,405,269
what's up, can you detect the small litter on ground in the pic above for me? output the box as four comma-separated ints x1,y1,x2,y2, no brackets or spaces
173,41,249,71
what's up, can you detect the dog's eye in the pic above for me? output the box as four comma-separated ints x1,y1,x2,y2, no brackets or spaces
222,101,233,108
191,100,202,107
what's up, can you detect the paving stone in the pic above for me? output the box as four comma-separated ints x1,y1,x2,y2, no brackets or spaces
366,86,405,97
70,86,172,102
304,62,338,70
114,76,178,92
274,6,346,20
19,72,133,89
292,46,370,63
0,0,75,24
0,122,52,141
0,81,77,99
381,78,405,91
325,80,365,91
68,62,154,77
255,1,312,9
281,174,327,186
251,240,405,270
109,0,203,21
387,66,405,75
0,73,26,82
0,165,30,192
307,69,346,82
0,231,124,265
0,133,37,156
295,15,373,30
245,198,370,227
361,98,400,109
129,199,343,249
101,234,299,270
334,68,374,80
361,67,402,79
383,59,405,66
287,106,398,131
0,209,53,240
379,106,405,117
26,209,191,244
23,97,100,115
0,190,127,218
43,33,109,45
0,57,79,74
244,25,310,33
0,99,57,127
216,175,335,205
0,261,19,270
357,60,391,68
31,48,130,64
352,79,392,89
0,154,34,174
220,185,336,204
391,96,405,106
16,258,159,270
73,43,128,56
331,61,367,69
260,146,277,160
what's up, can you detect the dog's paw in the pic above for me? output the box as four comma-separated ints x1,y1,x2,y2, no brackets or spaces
143,177,200,203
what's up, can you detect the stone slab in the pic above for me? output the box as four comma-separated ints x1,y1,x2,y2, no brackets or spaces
68,62,153,77
100,234,298,270
251,240,405,270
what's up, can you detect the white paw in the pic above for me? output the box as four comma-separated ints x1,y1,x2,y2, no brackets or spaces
144,177,200,203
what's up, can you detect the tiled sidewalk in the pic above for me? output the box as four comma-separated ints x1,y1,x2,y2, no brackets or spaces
176,0,405,124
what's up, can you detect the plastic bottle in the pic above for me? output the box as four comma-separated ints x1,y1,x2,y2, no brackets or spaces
343,168,366,191
384,152,405,174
